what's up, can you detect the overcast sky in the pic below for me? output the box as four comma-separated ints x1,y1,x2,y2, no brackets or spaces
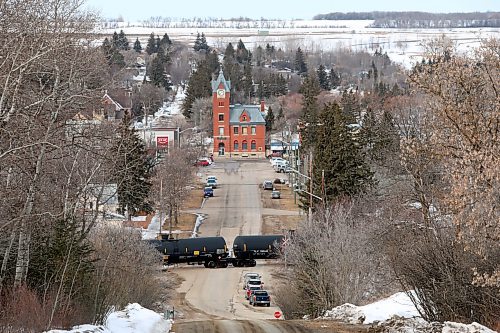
84,0,500,21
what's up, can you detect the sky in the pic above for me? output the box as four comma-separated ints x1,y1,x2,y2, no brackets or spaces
84,0,500,21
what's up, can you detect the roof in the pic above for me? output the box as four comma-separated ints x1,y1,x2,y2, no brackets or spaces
211,70,231,92
229,105,266,125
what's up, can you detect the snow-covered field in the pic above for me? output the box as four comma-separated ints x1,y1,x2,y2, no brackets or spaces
45,304,172,333
98,20,500,68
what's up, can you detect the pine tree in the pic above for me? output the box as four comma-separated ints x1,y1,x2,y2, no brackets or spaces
112,113,153,217
265,106,275,132
328,68,341,89
224,42,235,59
294,47,307,75
277,107,284,120
340,90,360,123
311,102,374,203
101,37,113,60
236,39,250,64
206,50,220,74
317,64,330,90
200,33,209,52
133,37,142,53
160,33,172,48
181,60,212,118
193,33,201,51
241,63,254,99
149,55,166,88
298,72,321,149
111,31,119,49
146,32,157,55
118,29,129,50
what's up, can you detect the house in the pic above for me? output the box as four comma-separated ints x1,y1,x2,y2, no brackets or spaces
212,70,266,158
100,89,132,121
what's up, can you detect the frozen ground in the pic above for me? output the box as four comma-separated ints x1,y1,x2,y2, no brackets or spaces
97,20,500,68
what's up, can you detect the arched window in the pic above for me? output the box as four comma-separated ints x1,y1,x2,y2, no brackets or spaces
242,140,248,150
234,140,239,151
251,140,256,150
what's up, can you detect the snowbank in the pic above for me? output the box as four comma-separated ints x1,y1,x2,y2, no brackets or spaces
45,303,172,333
321,292,497,333
322,292,419,324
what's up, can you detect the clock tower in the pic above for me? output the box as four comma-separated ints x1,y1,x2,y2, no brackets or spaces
212,70,231,156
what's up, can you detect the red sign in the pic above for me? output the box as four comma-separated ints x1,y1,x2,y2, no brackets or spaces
274,311,281,319
156,136,169,147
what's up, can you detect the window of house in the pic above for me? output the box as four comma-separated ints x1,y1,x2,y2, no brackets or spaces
218,101,225,107
251,140,256,150
218,114,224,121
251,126,256,135
234,127,239,135
242,115,247,121
219,127,224,136
242,127,248,135
242,140,248,150
234,141,239,151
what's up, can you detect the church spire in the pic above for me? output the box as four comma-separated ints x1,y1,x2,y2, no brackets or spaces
212,68,231,92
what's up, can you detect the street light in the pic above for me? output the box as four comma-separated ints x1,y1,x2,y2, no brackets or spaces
177,127,197,148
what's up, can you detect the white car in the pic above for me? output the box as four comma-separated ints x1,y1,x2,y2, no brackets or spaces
206,175,217,182
270,157,289,167
243,272,261,289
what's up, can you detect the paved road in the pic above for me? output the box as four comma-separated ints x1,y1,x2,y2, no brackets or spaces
170,160,313,332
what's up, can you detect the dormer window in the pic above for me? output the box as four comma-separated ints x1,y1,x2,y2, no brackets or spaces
242,116,247,121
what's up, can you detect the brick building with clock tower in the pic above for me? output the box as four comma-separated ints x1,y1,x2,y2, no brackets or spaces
212,70,266,158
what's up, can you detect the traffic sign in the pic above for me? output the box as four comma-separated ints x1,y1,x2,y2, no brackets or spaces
274,311,281,319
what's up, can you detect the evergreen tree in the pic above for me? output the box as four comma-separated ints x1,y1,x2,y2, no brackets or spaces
224,42,235,59
206,50,220,74
146,32,156,55
294,47,308,75
255,45,264,66
112,113,153,216
277,107,284,120
317,64,330,90
155,36,161,53
340,90,360,123
200,33,209,52
101,37,113,59
236,39,250,64
265,106,275,132
193,33,201,51
371,60,378,83
118,29,129,50
241,63,254,99
111,31,119,49
160,33,172,48
133,37,142,53
149,55,166,88
311,102,374,204
328,68,341,89
181,60,212,118
298,72,321,149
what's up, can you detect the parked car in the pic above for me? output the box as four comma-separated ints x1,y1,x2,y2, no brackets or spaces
203,187,214,197
275,163,292,173
270,157,289,167
262,180,274,190
206,178,217,188
245,278,263,290
249,290,271,307
271,190,281,199
196,159,210,167
243,272,261,289
206,176,217,182
245,285,262,299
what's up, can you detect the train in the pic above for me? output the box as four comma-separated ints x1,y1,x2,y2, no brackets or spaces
148,235,284,268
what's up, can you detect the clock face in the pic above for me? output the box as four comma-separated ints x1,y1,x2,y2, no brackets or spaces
217,89,225,98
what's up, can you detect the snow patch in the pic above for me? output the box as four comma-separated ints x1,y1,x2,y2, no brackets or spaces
45,303,172,333
322,292,420,324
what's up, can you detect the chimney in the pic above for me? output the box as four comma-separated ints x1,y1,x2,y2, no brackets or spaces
260,100,265,112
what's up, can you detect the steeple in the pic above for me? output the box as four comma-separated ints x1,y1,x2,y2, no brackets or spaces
211,68,231,92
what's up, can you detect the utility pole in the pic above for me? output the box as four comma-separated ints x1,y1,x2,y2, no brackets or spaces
308,150,313,223
159,179,163,235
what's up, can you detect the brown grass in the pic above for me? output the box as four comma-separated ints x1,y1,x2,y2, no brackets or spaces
261,183,300,211
262,215,304,234
181,186,204,210
160,213,197,239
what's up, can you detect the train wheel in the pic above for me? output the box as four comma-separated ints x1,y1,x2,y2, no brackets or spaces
203,262,209,268
207,261,216,268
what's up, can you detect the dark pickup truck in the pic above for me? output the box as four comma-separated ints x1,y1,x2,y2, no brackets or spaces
249,290,271,307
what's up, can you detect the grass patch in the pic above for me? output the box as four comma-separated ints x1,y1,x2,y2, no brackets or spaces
261,183,300,211
262,214,303,234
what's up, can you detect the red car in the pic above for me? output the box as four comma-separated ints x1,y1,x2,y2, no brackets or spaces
196,159,210,166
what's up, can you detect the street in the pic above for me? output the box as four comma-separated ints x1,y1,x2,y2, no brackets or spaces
170,159,309,332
